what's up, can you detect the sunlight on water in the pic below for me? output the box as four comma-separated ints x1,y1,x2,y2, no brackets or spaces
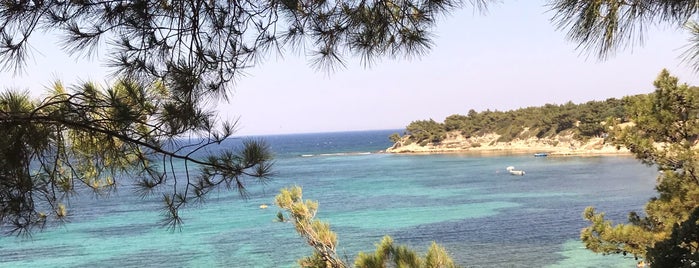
0,130,659,267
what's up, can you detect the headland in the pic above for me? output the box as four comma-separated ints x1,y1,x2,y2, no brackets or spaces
385,131,630,156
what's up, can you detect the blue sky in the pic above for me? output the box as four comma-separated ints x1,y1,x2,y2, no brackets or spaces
2,1,698,135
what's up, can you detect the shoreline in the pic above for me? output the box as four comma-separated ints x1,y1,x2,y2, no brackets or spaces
384,133,632,157
383,148,632,157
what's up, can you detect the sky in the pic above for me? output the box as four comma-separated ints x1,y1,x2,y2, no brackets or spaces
2,1,699,135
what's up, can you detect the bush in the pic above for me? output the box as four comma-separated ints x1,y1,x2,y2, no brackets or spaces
389,133,402,143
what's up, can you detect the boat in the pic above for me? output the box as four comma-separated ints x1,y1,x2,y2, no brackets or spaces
506,166,525,176
509,170,525,176
533,153,548,157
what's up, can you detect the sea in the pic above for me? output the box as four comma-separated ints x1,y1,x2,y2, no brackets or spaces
0,129,658,268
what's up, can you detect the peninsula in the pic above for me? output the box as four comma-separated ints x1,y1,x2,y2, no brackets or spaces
386,130,629,155
385,97,636,156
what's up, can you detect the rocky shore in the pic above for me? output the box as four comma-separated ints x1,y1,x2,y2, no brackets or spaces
385,132,630,156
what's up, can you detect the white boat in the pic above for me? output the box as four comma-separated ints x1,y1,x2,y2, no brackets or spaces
506,166,525,176
509,170,525,176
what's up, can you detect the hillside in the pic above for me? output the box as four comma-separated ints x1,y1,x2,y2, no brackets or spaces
386,129,629,155
386,97,641,155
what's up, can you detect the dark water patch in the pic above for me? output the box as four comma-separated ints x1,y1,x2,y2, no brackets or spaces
74,249,203,268
0,244,76,263
82,223,157,238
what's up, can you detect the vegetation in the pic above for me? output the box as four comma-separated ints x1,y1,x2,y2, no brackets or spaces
0,0,489,234
392,69,699,266
549,0,699,70
646,207,699,266
398,98,627,144
1,1,698,267
0,79,274,235
389,133,402,143
275,186,458,268
548,2,699,266
406,119,446,144
580,70,699,266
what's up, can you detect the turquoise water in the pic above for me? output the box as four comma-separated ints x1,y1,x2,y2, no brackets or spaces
0,130,657,267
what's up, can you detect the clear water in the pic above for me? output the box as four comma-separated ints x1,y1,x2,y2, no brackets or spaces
0,130,657,267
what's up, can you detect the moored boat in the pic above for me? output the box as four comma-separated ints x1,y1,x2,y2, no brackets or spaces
506,166,525,176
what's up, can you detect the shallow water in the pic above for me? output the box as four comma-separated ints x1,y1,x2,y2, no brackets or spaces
0,130,657,267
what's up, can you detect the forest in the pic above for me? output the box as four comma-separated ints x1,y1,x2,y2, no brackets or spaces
397,96,635,145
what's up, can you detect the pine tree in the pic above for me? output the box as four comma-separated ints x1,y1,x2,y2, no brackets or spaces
550,0,699,70
0,79,274,235
580,70,699,265
0,0,491,234
275,186,459,268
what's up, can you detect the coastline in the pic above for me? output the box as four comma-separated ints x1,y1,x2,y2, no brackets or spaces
385,132,631,157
